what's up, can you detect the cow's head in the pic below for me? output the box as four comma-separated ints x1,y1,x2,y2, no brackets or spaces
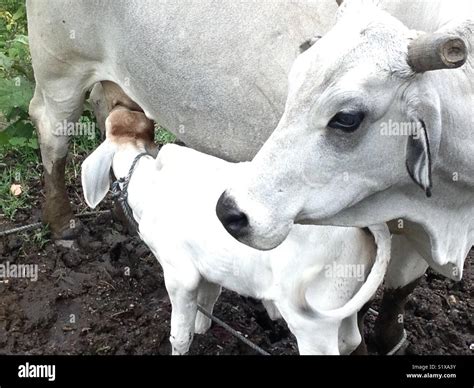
216,0,470,253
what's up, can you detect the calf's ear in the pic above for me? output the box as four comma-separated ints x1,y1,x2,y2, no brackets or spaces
81,140,116,208
404,85,442,197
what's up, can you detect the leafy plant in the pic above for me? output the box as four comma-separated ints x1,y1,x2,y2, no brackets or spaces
0,146,39,219
30,224,50,249
0,0,36,149
155,125,176,145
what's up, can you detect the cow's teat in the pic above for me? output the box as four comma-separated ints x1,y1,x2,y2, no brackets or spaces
106,106,155,148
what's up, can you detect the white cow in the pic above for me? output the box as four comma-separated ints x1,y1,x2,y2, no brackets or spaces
216,0,473,351
81,107,391,355
28,0,458,237
26,0,339,239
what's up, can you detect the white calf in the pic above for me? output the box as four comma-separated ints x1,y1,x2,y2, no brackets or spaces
81,107,391,355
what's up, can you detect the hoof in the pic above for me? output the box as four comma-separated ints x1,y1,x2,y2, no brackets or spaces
194,316,212,335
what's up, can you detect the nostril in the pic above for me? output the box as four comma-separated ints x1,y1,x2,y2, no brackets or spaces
216,192,249,238
225,210,249,233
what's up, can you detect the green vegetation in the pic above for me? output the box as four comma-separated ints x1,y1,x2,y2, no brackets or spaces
1,0,37,220
155,125,177,144
0,0,35,149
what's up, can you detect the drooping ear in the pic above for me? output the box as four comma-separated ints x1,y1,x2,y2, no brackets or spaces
406,120,432,197
81,140,117,208
404,84,442,197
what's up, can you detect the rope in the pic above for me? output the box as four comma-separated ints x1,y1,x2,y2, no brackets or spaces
111,152,152,234
0,210,111,237
77,210,111,218
0,222,42,237
386,329,408,356
197,305,270,356
368,307,379,316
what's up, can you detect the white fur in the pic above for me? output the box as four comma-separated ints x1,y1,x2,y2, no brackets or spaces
82,139,388,355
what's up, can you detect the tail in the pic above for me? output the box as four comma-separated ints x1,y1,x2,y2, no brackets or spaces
296,223,391,320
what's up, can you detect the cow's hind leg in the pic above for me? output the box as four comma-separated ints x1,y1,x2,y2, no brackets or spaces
194,280,221,334
262,299,282,321
29,79,88,239
293,321,340,355
350,302,371,355
374,235,428,354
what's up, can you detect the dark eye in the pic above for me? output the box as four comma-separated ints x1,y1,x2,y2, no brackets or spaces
328,111,365,132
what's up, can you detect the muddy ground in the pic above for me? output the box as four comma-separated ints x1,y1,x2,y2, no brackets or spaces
0,157,472,355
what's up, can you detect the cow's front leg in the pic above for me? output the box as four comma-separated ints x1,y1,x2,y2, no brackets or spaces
168,289,198,355
164,269,200,355
374,235,428,354
194,280,221,335
29,82,87,239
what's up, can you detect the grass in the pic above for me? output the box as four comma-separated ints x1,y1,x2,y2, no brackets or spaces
0,144,39,220
65,114,102,188
27,224,50,249
155,125,177,144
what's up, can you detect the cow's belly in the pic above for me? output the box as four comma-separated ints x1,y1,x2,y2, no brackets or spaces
28,0,467,161
101,0,339,161
27,0,338,160
121,56,289,162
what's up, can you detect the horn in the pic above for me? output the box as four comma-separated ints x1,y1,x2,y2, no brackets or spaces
408,33,467,73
